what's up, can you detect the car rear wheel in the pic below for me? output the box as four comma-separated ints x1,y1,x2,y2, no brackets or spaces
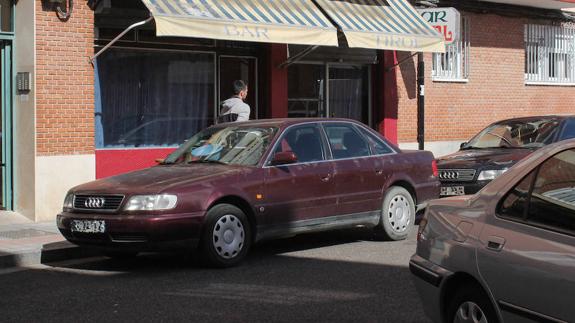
374,186,415,241
447,284,499,323
200,204,251,268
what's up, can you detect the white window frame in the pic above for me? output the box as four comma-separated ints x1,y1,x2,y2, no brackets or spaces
525,24,575,86
432,17,470,82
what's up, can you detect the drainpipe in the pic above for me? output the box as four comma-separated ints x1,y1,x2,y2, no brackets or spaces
417,53,425,150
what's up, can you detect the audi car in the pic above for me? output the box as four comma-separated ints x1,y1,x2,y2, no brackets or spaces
57,119,439,267
438,115,575,197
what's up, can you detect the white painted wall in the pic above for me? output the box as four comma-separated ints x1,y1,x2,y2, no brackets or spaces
35,155,95,221
399,140,464,158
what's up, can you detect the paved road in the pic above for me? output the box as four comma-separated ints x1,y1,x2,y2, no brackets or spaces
0,228,431,323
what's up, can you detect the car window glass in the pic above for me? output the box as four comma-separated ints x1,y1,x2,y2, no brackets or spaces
499,149,575,236
323,124,370,159
274,126,325,163
528,149,575,234
559,119,575,141
467,118,560,149
357,127,393,155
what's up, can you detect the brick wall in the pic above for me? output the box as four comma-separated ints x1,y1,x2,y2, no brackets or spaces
36,1,94,155
395,12,575,143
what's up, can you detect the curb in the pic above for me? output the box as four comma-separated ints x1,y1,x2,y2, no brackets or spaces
0,242,102,270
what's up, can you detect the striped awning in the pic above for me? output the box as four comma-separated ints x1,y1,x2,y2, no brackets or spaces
314,0,445,52
140,0,339,47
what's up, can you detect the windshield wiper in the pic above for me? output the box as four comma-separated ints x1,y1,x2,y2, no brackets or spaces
188,159,228,165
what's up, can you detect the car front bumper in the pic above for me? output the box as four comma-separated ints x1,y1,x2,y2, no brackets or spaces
57,211,205,252
409,254,454,323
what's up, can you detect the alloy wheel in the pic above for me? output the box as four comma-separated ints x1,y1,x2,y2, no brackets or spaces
454,301,488,323
212,214,245,259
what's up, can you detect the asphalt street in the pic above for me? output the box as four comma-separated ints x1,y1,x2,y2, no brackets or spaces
0,227,431,323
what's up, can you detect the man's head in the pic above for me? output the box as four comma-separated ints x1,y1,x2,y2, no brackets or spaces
233,80,248,100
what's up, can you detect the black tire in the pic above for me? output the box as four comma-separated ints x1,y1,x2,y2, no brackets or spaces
200,204,252,268
447,284,499,323
374,186,415,241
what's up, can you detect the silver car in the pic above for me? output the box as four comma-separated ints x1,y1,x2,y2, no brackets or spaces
410,139,575,323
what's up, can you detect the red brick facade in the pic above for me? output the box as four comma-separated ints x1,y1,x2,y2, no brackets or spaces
35,1,94,155
395,12,575,144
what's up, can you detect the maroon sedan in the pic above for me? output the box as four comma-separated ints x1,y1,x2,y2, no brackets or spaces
57,119,439,267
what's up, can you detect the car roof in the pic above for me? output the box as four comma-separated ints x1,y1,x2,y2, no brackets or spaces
217,118,364,128
493,115,574,124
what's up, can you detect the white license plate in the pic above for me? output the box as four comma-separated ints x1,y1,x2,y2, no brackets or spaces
70,220,106,233
440,186,465,196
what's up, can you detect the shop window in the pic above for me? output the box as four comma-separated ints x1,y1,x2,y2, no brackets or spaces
95,49,215,148
288,64,326,119
525,24,575,85
432,17,470,81
498,149,575,236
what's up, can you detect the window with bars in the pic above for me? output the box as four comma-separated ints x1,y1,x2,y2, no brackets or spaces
525,24,575,85
432,17,470,81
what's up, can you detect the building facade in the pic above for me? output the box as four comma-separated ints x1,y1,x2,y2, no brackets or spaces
6,0,575,221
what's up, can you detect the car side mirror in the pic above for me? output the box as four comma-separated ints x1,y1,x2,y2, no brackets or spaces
270,151,298,166
460,142,467,149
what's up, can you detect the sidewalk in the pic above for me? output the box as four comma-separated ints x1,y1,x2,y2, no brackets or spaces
0,211,99,269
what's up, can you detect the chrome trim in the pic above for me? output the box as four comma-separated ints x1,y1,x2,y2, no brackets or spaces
438,169,476,182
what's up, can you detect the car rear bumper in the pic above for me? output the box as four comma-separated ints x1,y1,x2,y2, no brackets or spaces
409,254,453,323
57,211,205,252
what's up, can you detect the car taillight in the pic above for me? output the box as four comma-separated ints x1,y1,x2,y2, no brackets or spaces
431,160,439,177
417,216,428,242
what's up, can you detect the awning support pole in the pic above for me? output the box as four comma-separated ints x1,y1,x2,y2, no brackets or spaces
417,52,425,150
89,17,153,65
278,45,320,69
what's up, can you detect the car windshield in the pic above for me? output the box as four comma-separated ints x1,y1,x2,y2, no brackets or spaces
464,118,560,149
163,126,278,166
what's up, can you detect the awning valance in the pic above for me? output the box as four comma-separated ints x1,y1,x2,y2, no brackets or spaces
314,0,445,52
140,0,339,47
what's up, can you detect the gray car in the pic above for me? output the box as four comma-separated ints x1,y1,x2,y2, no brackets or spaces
410,139,575,323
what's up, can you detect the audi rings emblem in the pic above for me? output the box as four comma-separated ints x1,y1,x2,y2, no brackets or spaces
439,171,459,180
84,197,106,208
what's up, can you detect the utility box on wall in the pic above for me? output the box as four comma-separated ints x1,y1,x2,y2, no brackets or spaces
16,72,31,93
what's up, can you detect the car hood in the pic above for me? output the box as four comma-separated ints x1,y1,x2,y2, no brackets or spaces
437,148,533,170
70,164,243,195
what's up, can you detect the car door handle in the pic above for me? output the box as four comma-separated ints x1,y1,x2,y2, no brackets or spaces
486,236,506,252
375,170,384,175
321,174,332,182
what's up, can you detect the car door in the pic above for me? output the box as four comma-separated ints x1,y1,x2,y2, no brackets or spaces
477,148,575,322
260,124,336,234
321,122,382,217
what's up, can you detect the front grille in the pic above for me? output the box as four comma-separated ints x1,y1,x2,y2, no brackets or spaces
438,169,476,182
74,195,125,211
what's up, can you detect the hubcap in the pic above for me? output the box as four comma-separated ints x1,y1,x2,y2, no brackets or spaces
212,214,245,259
387,194,411,233
454,301,488,323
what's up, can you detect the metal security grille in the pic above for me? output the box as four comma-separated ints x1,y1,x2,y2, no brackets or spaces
432,17,470,81
438,169,476,182
525,24,575,85
73,195,124,211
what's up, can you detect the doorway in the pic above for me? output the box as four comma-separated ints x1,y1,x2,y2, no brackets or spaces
218,56,258,120
0,40,12,210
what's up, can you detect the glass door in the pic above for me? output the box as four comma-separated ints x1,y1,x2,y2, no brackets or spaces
1,40,12,210
218,56,257,120
287,63,325,118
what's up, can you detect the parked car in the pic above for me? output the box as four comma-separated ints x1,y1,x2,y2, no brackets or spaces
437,115,575,197
57,118,439,267
410,139,575,323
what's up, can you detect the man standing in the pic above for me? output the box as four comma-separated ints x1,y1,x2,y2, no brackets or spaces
219,80,250,122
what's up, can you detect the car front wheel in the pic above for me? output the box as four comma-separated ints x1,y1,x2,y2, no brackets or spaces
375,186,415,241
200,204,252,267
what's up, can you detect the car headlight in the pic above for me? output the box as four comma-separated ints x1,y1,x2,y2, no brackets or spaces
477,169,508,181
63,193,74,210
124,194,178,211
